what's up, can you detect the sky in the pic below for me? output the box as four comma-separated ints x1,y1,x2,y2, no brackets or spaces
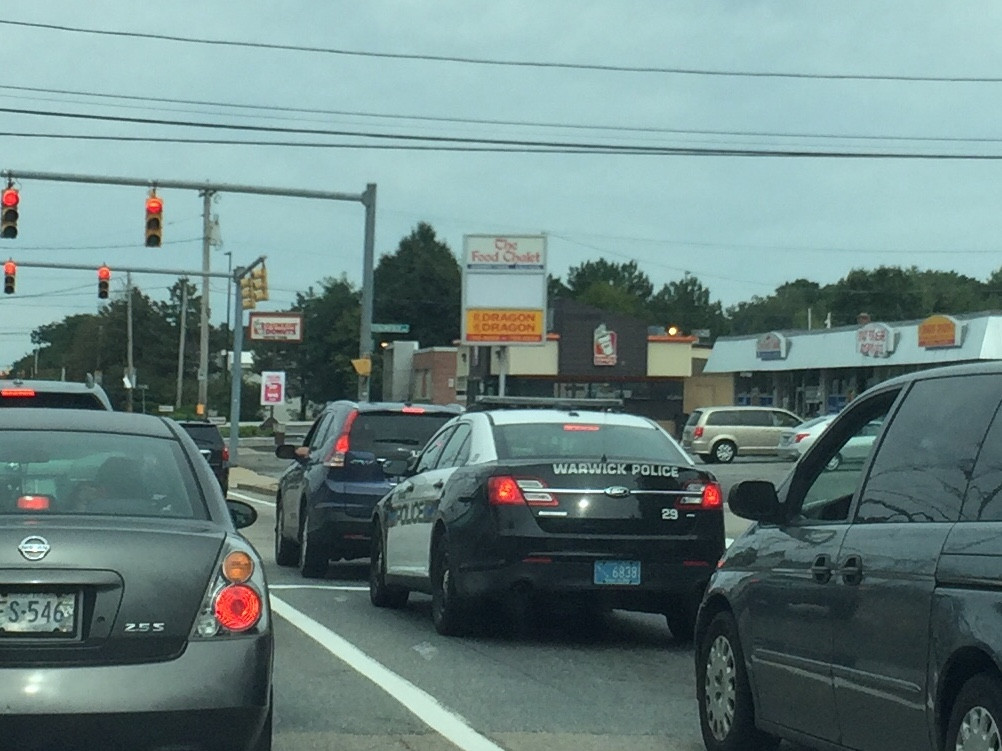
4,2,1002,369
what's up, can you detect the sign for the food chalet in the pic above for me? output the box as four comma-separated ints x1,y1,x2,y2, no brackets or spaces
461,235,547,346
248,313,304,343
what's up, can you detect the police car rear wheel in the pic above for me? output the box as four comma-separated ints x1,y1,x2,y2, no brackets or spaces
370,527,409,609
432,536,468,636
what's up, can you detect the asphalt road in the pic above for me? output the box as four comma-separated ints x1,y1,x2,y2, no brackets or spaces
231,449,804,751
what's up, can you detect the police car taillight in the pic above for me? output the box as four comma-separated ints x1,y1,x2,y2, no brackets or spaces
323,409,358,468
677,481,723,510
488,476,526,506
516,478,556,506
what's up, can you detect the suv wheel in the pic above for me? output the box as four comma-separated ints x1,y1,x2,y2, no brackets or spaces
369,525,409,609
947,673,1002,751
298,506,329,579
697,611,780,751
431,534,468,636
274,496,300,567
712,441,737,464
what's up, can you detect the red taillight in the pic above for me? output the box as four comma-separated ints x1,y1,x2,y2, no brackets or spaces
221,445,230,462
1,388,35,398
323,409,358,468
794,432,810,443
214,584,262,632
401,406,425,414
488,476,526,506
701,482,723,509
17,495,50,510
693,426,704,438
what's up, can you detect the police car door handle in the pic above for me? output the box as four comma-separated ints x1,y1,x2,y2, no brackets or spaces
810,554,833,584
839,555,863,586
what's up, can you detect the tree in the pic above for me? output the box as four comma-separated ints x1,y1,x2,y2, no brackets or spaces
649,274,729,340
565,259,654,302
373,222,461,348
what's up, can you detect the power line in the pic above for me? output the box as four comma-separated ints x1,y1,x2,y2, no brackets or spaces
3,110,1002,158
1,84,996,145
3,19,999,83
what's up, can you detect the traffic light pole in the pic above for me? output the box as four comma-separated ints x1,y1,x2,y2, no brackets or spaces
2,169,378,410
228,256,267,467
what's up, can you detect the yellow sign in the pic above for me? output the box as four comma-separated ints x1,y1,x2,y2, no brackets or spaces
465,309,544,343
917,314,960,349
351,358,372,376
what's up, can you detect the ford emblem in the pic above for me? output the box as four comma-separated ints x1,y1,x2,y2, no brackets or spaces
604,486,631,498
18,536,50,561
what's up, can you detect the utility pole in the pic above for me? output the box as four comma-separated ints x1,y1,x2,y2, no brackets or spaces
197,190,214,416
176,280,189,409
357,183,377,401
126,271,134,413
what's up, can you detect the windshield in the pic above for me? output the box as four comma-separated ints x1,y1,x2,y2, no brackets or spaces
0,430,207,519
493,422,689,464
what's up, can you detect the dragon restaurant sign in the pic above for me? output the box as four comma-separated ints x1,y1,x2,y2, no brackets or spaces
857,322,896,358
755,332,789,361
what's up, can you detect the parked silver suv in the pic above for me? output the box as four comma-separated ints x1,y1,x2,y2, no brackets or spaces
682,406,802,463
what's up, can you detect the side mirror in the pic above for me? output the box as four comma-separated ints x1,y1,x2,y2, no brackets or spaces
382,458,409,477
728,480,783,524
275,444,302,460
226,499,258,529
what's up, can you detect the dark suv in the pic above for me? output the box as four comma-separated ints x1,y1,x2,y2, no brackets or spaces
274,401,463,577
176,420,229,494
694,361,1002,751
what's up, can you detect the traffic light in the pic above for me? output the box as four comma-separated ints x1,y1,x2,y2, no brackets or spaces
98,265,111,299
240,276,256,310
250,266,269,302
3,260,15,294
1,187,19,239
145,191,163,247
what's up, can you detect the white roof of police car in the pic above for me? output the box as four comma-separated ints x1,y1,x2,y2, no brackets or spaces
485,409,658,427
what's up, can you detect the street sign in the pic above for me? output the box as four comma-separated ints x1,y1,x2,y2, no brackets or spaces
371,323,410,334
157,404,174,413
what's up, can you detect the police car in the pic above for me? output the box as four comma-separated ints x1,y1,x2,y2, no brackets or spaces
368,397,725,639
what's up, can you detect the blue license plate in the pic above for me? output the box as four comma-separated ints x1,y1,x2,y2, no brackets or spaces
594,560,641,585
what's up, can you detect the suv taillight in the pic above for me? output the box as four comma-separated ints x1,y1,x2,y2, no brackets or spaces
693,426,704,438
323,409,358,468
221,445,230,462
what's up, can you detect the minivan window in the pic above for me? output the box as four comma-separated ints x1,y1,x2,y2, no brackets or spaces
740,410,771,427
856,375,1002,524
706,410,740,426
960,401,1002,521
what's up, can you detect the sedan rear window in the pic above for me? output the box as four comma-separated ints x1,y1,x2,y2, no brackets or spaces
493,423,689,464
0,431,207,519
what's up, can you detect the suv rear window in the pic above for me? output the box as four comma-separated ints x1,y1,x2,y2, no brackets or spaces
178,423,223,447
349,412,455,458
493,423,689,464
0,393,108,410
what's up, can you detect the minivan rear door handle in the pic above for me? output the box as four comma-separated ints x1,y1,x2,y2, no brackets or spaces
839,555,864,586
811,554,833,584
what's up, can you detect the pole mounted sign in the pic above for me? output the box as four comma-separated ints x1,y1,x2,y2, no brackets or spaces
260,371,286,406
461,235,547,346
248,312,304,342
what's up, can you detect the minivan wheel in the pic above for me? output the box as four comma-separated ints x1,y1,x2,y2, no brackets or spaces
369,526,409,609
697,611,780,751
947,673,1002,751
713,441,737,464
431,535,468,636
274,496,300,567
298,507,329,579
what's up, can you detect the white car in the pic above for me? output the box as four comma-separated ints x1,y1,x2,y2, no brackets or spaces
776,415,836,461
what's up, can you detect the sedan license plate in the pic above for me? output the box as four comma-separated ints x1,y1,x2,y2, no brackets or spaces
594,560,641,586
0,592,76,635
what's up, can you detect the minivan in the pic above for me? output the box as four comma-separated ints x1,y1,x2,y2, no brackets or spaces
681,406,802,463
694,361,1002,751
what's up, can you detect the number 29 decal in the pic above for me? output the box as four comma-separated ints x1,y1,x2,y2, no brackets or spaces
661,508,679,521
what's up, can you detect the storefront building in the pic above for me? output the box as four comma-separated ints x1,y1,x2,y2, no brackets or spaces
703,312,1002,417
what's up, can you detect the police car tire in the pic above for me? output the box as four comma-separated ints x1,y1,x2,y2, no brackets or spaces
274,496,299,567
431,535,468,636
370,527,409,609
697,611,780,751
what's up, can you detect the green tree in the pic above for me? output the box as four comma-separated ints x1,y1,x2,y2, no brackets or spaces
648,274,729,340
373,222,460,348
565,259,654,302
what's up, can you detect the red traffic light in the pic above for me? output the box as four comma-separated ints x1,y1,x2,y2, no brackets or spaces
1,189,18,208
145,196,163,214
3,261,14,275
97,265,111,281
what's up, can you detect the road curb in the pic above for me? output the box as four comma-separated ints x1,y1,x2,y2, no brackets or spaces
233,483,277,497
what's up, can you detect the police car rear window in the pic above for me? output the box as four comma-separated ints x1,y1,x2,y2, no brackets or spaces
0,393,108,410
493,423,689,464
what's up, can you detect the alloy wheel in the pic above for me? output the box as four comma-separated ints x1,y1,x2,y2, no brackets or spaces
956,705,1001,751
704,634,737,741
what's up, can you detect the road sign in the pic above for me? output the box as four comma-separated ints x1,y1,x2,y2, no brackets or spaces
371,323,410,334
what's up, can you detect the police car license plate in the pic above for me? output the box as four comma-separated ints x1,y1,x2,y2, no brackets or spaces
594,560,641,585
0,592,76,635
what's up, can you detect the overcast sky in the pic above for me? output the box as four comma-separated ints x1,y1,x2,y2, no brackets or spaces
3,2,1002,369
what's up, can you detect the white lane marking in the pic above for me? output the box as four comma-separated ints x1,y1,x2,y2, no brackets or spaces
271,596,505,751
269,584,368,592
229,490,275,506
